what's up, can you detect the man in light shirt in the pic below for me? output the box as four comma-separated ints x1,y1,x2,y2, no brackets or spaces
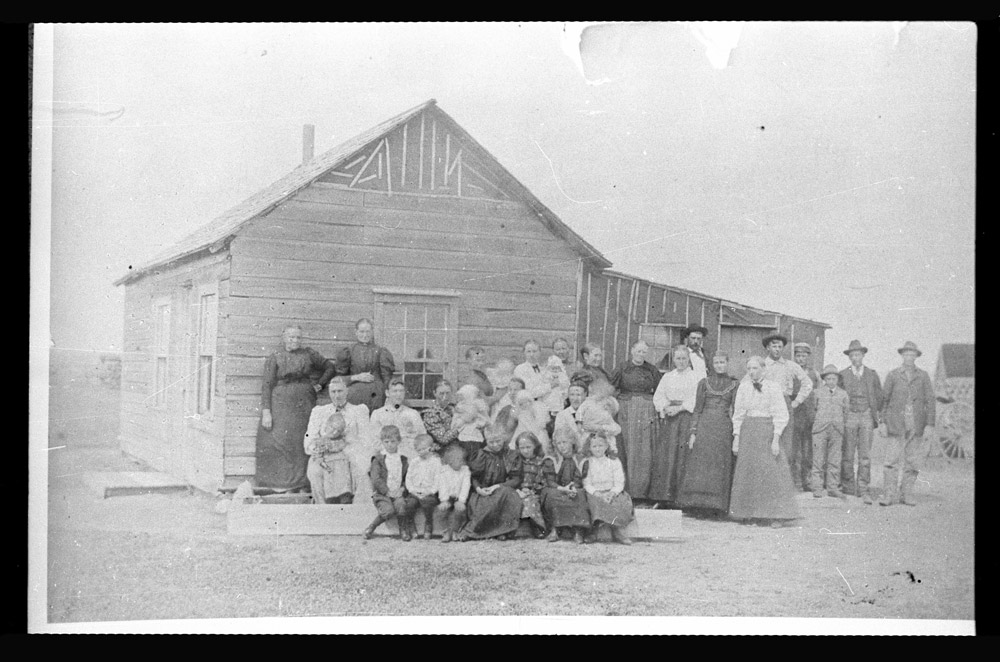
755,333,812,481
514,339,557,405
303,377,373,503
680,323,710,383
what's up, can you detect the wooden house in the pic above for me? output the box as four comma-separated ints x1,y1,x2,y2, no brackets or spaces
115,99,829,492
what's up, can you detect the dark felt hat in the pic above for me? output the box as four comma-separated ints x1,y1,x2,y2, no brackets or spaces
761,333,788,348
897,340,923,357
843,339,868,356
820,364,840,378
680,323,709,341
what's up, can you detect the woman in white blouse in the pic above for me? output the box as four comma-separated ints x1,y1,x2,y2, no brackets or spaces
728,356,801,526
651,345,701,507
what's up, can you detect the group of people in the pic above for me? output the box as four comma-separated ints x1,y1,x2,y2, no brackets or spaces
255,317,937,541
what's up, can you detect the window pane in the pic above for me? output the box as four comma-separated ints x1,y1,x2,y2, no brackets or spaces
198,356,213,414
404,373,424,401
155,357,168,405
382,304,406,336
199,294,218,355
426,305,448,332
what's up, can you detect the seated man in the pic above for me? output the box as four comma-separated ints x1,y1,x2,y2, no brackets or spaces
303,412,352,504
304,376,373,503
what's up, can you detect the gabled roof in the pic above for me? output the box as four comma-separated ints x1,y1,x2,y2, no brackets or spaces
938,343,975,378
115,99,611,286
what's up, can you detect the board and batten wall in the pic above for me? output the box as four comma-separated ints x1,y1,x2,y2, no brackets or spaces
119,250,231,492
578,269,723,374
221,181,584,481
579,269,828,380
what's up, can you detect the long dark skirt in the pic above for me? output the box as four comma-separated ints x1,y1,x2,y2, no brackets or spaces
541,487,591,528
585,491,634,527
676,409,734,512
347,379,387,412
461,485,523,539
255,382,315,490
729,417,801,521
617,395,657,499
649,411,691,502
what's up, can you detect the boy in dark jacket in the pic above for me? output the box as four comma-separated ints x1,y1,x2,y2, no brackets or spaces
363,425,418,540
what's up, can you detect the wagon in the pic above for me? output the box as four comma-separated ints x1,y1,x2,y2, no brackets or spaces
933,395,974,460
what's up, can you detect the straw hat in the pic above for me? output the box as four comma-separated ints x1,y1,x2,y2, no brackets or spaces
793,342,812,355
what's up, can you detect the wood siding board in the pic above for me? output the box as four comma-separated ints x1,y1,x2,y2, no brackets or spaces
231,235,578,280
230,256,576,297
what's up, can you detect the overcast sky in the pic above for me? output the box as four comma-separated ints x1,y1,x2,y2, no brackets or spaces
37,22,976,379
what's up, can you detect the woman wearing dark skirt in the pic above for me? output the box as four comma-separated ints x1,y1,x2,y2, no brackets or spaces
456,424,523,541
676,352,738,515
255,325,335,492
651,345,701,505
335,318,396,411
729,356,801,526
609,341,661,500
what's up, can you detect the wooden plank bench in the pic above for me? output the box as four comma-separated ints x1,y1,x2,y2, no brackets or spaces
227,502,682,540
83,472,193,499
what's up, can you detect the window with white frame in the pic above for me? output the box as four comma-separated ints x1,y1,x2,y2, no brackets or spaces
375,289,459,408
196,289,219,415
152,299,171,406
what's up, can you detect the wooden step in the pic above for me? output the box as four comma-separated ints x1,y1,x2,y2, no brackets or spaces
83,472,193,499
227,502,682,540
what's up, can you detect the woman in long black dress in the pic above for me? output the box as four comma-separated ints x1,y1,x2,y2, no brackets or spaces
676,352,738,516
255,325,335,492
335,318,396,411
609,341,661,501
456,423,523,541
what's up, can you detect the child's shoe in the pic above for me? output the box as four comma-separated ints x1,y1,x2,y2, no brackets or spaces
546,528,560,543
573,529,585,545
441,529,453,543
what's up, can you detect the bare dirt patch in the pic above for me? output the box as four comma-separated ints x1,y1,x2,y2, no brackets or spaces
44,431,973,624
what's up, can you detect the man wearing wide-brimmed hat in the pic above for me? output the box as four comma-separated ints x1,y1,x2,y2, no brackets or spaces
680,323,710,383
791,343,821,491
752,333,813,482
878,341,935,506
838,340,884,505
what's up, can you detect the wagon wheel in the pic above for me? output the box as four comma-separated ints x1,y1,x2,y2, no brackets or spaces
939,401,975,460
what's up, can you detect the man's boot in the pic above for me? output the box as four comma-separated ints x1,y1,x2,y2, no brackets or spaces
362,516,383,539
399,514,413,541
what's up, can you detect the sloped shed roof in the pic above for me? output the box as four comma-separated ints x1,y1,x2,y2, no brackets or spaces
939,343,975,378
115,99,611,286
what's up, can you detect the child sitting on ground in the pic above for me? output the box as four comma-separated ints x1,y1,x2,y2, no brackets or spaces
581,431,634,545
451,384,491,460
304,412,353,504
436,444,471,543
363,425,418,541
510,431,549,539
405,434,442,540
